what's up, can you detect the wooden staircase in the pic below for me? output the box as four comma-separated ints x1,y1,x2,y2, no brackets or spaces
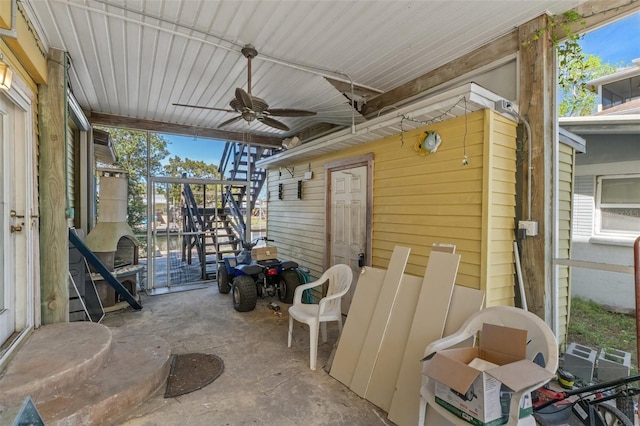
180,142,275,280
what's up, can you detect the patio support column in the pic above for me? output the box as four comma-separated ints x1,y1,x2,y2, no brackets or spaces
39,48,69,323
517,15,556,322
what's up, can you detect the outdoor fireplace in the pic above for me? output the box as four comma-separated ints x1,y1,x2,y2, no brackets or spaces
84,168,141,307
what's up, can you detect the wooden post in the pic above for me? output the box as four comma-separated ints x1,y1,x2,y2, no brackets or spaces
39,48,69,323
518,15,556,321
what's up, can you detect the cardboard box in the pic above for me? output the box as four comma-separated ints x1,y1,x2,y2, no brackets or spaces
251,246,278,261
422,323,554,426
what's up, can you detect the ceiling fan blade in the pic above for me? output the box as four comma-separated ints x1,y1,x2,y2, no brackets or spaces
217,115,244,128
259,116,290,131
172,103,235,113
267,108,317,117
235,87,254,110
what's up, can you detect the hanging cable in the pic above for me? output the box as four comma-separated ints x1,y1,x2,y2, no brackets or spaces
398,96,468,149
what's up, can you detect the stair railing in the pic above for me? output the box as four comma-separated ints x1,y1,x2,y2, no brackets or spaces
182,183,205,264
218,141,276,244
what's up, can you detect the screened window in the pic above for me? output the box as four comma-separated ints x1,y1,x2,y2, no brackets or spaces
596,175,640,236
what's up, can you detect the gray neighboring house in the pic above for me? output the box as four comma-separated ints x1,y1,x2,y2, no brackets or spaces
560,58,640,311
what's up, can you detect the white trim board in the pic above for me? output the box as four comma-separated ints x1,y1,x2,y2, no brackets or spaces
350,246,411,397
329,267,386,386
365,283,484,412
364,273,423,410
388,251,461,426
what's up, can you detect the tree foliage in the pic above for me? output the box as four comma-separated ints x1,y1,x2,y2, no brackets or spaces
558,53,619,117
163,156,221,207
163,156,219,179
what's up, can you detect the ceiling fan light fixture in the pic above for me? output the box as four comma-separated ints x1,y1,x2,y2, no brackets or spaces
174,45,316,132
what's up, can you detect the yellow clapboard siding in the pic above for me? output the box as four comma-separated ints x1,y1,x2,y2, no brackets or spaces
373,240,481,259
378,214,482,227
376,193,483,206
484,275,516,290
373,231,480,247
373,204,483,216
487,284,516,301
492,168,517,183
490,216,516,229
375,159,483,180
374,181,483,197
267,110,518,308
376,222,482,240
375,170,484,187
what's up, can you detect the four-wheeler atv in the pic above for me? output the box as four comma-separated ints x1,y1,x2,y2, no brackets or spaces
217,237,301,312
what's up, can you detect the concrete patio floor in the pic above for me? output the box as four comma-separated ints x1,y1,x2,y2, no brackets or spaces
103,284,391,425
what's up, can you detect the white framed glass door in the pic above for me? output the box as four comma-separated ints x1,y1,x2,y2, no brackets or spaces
147,177,234,293
0,95,16,343
0,86,35,352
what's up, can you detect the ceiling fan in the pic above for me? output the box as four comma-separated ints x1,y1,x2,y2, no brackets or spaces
173,45,316,132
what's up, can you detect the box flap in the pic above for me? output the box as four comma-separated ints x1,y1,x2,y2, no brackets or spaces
437,347,479,363
481,323,527,359
480,348,523,367
488,359,555,392
423,351,481,395
421,347,478,375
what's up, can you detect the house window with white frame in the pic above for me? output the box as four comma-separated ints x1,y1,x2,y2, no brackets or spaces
595,175,640,237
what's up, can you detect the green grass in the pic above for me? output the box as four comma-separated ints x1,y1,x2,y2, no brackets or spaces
568,297,637,371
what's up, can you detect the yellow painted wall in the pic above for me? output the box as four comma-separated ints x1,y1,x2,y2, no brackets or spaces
0,1,47,84
266,109,519,306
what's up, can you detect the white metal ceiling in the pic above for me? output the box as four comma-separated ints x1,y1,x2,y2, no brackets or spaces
25,0,585,139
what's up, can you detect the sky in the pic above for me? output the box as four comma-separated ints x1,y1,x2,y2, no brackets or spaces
160,134,227,168
580,12,640,65
159,12,640,170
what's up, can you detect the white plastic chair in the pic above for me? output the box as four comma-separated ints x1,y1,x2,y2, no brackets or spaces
419,306,558,426
287,264,353,370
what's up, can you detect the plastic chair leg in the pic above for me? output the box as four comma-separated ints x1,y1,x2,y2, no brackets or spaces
418,395,426,426
288,315,293,348
321,322,327,343
310,323,319,370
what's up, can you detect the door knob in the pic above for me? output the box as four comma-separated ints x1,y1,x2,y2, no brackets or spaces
10,224,23,233
10,210,24,218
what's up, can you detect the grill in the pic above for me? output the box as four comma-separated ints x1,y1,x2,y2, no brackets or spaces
85,169,142,307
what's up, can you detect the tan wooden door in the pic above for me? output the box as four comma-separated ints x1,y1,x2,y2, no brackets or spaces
330,166,367,314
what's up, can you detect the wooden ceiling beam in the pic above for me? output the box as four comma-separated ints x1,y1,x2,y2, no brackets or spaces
359,30,519,118
559,0,640,38
87,112,283,147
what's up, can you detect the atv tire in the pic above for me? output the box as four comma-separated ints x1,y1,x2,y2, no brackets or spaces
217,265,231,294
279,269,301,304
233,275,257,312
